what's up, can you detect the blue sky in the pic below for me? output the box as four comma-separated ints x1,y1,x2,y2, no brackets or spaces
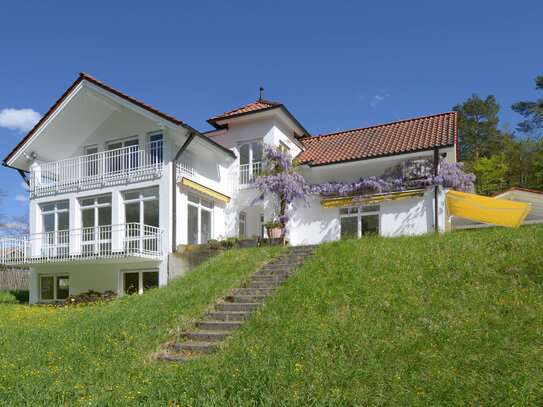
0,0,542,218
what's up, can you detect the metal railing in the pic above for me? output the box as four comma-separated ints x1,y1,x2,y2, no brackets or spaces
0,223,164,265
30,140,164,195
238,162,262,189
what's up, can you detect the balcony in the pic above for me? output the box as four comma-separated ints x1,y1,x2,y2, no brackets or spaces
0,223,164,266
30,140,164,196
238,162,262,190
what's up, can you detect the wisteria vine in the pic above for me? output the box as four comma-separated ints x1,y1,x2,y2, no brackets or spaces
251,143,475,233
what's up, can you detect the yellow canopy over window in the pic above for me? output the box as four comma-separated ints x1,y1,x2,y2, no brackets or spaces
446,190,531,228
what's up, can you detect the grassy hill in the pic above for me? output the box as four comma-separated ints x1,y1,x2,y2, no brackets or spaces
1,226,542,406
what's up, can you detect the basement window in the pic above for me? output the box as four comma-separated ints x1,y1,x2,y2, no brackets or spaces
339,205,380,239
122,270,159,295
40,275,69,301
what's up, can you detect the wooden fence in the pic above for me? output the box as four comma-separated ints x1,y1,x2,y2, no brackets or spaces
0,267,29,290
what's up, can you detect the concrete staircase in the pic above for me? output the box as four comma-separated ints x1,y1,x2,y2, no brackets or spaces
154,245,317,363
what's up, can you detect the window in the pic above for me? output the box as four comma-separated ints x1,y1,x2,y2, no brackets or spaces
148,132,163,164
107,137,139,173
40,275,69,301
339,205,380,239
187,194,213,244
80,195,112,255
83,145,99,177
123,188,159,252
239,212,246,237
260,214,265,238
239,141,262,184
123,188,159,227
41,201,69,257
122,270,159,295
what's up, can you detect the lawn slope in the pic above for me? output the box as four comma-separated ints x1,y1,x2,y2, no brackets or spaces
1,227,542,406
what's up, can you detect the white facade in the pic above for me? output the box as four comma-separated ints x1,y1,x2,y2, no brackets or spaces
1,74,457,303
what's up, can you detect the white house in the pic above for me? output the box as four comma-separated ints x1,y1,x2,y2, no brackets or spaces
1,73,457,303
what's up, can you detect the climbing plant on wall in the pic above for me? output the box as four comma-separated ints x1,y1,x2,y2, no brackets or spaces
251,143,476,233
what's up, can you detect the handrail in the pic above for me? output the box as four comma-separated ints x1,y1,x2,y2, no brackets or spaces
0,223,165,265
30,140,164,194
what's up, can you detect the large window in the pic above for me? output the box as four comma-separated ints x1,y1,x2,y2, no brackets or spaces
123,188,159,227
122,270,159,295
239,141,262,184
187,194,213,244
80,195,112,255
340,205,380,239
41,201,69,257
123,188,159,252
40,275,69,301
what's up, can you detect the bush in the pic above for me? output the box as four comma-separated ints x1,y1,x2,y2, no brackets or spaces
0,290,29,304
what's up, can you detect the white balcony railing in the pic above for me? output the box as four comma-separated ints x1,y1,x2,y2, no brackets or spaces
0,223,164,265
30,140,164,195
238,162,262,189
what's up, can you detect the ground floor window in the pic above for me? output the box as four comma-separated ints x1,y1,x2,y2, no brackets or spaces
187,194,213,244
40,275,69,301
122,270,159,295
239,212,246,237
340,205,380,238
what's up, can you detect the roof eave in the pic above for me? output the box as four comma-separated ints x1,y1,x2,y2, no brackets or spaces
302,144,456,167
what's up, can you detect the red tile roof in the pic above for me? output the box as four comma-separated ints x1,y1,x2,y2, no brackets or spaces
297,112,457,166
209,99,281,122
4,73,186,165
207,98,310,137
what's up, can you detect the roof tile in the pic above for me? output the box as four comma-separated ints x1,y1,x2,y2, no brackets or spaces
297,112,457,165
209,99,281,122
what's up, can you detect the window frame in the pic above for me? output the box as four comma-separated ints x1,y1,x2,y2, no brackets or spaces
238,139,263,183
106,136,139,151
122,188,159,226
39,274,69,302
120,269,159,295
187,193,214,244
339,204,380,239
239,211,246,238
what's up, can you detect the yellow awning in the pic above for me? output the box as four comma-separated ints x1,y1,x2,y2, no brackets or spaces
321,189,425,209
180,178,230,203
446,190,531,228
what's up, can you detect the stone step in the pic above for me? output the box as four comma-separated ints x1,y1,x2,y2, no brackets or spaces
215,302,261,312
154,353,198,363
232,287,275,296
250,274,288,282
167,341,218,354
197,320,244,331
208,311,251,321
245,281,282,288
254,268,292,276
225,294,267,303
179,330,232,342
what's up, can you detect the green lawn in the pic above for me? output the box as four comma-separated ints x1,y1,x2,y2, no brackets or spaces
1,227,542,406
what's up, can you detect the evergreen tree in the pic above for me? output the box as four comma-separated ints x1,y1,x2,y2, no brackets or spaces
453,94,504,161
511,75,543,134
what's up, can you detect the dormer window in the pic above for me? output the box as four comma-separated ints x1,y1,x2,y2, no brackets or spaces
239,141,262,185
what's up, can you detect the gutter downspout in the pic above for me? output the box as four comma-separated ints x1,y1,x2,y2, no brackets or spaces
434,148,439,232
171,133,197,253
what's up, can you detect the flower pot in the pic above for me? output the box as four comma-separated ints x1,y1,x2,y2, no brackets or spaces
266,226,282,239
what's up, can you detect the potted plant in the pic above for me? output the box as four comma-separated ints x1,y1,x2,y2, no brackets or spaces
264,219,283,238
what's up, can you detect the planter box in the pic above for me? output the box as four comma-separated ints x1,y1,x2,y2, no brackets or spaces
266,226,282,239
